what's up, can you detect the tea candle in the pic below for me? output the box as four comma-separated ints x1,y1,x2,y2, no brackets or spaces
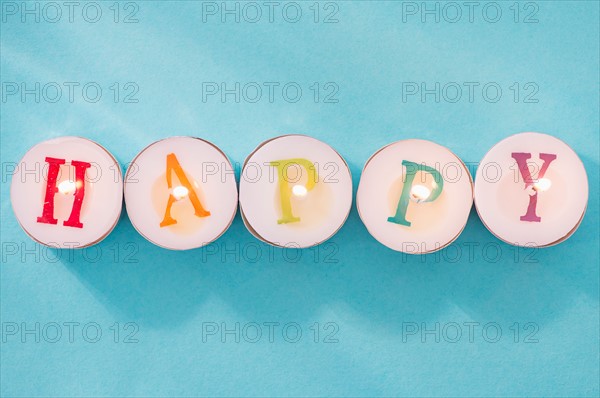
124,136,237,250
357,139,473,254
239,135,352,248
474,132,588,247
10,136,123,248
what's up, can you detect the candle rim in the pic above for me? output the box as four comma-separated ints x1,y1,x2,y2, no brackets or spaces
123,135,238,250
238,134,353,249
10,135,123,248
473,131,589,248
356,139,474,254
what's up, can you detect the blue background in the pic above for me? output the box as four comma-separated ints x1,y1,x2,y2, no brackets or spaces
1,1,598,396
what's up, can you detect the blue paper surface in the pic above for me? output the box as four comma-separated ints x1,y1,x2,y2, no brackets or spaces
1,1,598,396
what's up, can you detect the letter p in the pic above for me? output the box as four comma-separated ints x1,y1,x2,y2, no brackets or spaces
388,160,443,227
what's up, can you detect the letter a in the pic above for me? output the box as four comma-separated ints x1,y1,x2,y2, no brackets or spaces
160,153,210,227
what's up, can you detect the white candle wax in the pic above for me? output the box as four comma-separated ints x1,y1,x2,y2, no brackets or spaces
239,135,353,248
474,132,588,247
124,136,238,250
357,139,473,254
10,136,123,248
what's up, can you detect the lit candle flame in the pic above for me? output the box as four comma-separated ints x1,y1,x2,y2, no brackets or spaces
172,185,189,200
292,184,308,198
410,184,431,203
533,178,551,192
58,180,77,195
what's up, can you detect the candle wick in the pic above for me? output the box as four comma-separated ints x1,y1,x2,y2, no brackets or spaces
533,178,551,192
172,185,189,201
292,184,308,198
58,180,77,195
410,184,431,203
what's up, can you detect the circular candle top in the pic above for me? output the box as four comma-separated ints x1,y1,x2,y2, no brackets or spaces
124,136,237,250
10,136,123,248
357,139,473,254
474,132,588,247
239,135,352,248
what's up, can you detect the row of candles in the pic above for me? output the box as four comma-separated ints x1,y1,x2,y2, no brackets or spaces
10,133,588,253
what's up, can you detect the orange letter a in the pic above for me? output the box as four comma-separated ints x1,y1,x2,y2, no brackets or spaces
160,153,210,227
